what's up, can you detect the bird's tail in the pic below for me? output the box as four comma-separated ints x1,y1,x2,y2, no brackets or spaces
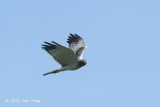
43,69,61,76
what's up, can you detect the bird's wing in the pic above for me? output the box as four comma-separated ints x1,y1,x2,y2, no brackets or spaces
67,34,87,60
42,41,78,66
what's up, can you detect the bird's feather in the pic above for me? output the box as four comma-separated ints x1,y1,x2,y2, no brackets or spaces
67,34,87,60
42,41,78,66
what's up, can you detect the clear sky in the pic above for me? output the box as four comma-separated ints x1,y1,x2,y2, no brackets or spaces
1,0,160,107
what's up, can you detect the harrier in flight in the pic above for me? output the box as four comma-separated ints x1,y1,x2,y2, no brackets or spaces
42,33,87,76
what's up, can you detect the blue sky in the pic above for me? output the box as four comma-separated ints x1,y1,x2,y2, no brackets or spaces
1,0,160,107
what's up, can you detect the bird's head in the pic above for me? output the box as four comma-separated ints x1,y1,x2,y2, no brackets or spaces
78,59,87,68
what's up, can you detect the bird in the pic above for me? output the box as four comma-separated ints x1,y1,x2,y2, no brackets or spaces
41,33,87,76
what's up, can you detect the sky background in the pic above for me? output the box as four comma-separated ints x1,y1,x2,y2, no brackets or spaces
1,0,160,107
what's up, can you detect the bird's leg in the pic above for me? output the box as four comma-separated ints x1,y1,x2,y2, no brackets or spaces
43,69,61,76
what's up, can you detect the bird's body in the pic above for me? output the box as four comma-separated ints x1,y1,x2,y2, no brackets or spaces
42,34,87,76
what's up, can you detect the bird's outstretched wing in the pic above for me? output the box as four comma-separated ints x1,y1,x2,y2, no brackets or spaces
42,41,78,66
67,34,87,60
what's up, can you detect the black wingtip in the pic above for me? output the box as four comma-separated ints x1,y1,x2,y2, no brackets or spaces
41,41,57,50
67,33,82,44
69,33,74,36
51,41,60,46
75,34,80,37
